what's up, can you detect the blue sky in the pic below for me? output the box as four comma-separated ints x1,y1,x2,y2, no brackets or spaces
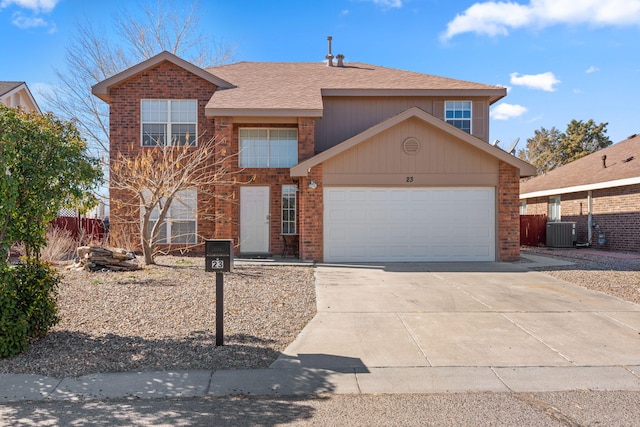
1,0,639,150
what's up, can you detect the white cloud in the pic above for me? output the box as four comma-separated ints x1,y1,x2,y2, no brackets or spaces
510,71,560,91
441,0,640,40
0,0,59,13
10,10,55,32
11,11,44,28
490,103,528,120
370,0,402,8
585,66,599,73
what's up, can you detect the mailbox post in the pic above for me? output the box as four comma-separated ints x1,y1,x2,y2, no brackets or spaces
205,239,233,346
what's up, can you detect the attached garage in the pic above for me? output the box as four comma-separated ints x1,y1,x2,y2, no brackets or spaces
324,187,495,262
291,107,537,263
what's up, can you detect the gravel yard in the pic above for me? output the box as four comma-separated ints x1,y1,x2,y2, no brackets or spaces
0,257,316,378
0,249,638,379
521,247,640,305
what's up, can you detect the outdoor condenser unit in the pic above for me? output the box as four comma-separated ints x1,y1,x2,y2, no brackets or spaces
546,222,577,248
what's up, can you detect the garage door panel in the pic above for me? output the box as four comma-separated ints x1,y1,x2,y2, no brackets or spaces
370,190,389,202
324,187,495,262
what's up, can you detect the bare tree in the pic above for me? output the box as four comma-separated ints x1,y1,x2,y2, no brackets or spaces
110,134,251,265
44,0,235,157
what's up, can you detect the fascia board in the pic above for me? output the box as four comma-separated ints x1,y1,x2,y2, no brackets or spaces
520,176,640,199
206,108,323,118
321,88,507,104
92,51,234,103
1,84,41,113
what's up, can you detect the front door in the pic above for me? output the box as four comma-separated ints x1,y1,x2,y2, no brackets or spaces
240,186,270,253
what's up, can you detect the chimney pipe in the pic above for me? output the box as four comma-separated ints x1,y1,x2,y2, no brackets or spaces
602,154,607,168
326,36,334,66
336,54,344,67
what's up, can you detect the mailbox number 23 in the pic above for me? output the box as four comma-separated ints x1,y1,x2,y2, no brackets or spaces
211,259,224,270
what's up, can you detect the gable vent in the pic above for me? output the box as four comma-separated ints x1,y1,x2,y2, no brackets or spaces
403,137,420,155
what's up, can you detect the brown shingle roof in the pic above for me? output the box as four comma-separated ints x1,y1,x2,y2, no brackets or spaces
0,81,24,97
520,134,640,197
205,62,505,115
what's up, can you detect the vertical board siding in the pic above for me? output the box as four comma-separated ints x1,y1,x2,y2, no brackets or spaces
323,117,498,184
316,96,492,152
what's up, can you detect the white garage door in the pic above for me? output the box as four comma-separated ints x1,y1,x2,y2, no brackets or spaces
324,187,495,262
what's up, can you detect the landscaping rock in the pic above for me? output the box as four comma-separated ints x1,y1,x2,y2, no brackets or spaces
71,246,141,271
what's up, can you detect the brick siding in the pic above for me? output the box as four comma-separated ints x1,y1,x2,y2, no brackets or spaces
522,184,640,252
212,120,316,256
108,60,218,252
497,161,521,261
298,165,323,261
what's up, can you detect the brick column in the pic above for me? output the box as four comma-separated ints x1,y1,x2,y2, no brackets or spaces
213,117,234,239
498,161,520,261
298,118,316,162
298,165,323,262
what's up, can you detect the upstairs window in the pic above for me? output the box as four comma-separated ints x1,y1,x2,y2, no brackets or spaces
141,100,197,146
282,185,297,235
445,101,472,134
239,128,298,168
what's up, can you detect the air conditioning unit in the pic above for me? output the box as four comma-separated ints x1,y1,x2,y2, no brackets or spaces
546,222,576,248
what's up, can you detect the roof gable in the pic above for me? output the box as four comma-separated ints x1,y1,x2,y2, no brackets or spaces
0,81,23,96
291,106,536,177
92,51,234,103
520,134,640,198
0,81,41,113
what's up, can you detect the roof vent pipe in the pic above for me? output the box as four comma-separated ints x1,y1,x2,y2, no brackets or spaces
602,154,607,168
336,54,345,67
326,36,334,66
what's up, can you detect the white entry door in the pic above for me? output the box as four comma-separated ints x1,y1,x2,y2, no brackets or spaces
240,186,270,253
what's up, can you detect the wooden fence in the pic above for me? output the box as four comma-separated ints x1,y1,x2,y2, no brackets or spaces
520,214,547,247
50,216,106,243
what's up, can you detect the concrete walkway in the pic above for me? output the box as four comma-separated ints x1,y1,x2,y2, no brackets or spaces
2,256,640,401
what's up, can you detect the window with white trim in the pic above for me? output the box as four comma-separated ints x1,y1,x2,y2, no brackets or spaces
445,101,472,133
239,128,298,167
282,185,297,235
548,196,561,222
146,188,197,244
141,100,197,146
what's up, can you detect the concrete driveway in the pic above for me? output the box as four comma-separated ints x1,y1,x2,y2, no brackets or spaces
263,260,640,394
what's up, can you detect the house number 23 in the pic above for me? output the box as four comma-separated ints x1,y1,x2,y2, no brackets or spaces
406,176,414,183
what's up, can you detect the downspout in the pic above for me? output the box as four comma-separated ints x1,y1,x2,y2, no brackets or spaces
587,191,593,245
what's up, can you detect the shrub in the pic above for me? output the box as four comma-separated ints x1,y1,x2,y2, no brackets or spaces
41,226,78,263
0,260,60,358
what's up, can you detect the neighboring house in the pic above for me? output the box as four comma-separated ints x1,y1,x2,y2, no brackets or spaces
0,81,41,113
520,134,640,252
92,50,536,262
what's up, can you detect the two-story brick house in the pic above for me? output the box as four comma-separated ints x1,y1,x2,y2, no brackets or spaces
93,50,535,262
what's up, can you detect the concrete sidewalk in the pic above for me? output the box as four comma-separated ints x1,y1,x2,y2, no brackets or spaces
2,255,640,402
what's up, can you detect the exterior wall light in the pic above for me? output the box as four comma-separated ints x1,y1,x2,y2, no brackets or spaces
308,180,318,189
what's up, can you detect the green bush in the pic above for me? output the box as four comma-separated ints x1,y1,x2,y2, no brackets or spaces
0,260,60,358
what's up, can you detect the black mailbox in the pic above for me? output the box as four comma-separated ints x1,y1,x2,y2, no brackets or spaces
205,239,234,272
